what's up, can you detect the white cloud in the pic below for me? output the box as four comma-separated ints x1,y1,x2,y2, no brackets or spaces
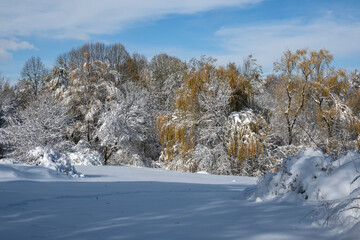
0,0,262,62
0,0,262,39
215,17,360,72
0,39,35,62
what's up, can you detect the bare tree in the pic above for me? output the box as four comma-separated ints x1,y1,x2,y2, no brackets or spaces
21,56,48,96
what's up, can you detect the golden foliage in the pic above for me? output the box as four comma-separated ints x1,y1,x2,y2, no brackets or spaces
156,114,195,162
157,61,257,164
226,112,267,164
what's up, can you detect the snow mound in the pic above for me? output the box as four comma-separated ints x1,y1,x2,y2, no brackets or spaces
314,187,360,233
0,158,19,164
29,147,82,177
68,140,102,166
254,148,360,232
255,148,360,201
0,164,70,181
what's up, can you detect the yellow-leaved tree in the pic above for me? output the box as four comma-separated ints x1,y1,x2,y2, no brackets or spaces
273,49,359,153
157,56,269,175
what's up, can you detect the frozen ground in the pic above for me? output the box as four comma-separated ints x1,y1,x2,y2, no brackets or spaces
0,163,351,240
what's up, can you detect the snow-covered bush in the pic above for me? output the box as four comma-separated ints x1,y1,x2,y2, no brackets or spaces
314,188,360,232
190,143,234,175
29,147,81,177
255,148,334,200
254,148,360,231
0,158,19,164
67,140,102,166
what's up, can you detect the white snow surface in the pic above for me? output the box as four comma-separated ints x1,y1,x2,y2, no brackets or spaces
0,159,357,239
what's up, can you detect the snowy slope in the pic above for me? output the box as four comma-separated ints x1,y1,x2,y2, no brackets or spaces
0,164,344,240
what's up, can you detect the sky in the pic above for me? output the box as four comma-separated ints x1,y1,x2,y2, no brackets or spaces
1,0,360,83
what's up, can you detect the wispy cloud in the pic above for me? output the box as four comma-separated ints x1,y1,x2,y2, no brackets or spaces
0,0,263,62
0,39,35,62
215,17,360,72
0,0,262,40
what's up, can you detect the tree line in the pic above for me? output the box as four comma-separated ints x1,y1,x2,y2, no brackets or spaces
0,42,359,176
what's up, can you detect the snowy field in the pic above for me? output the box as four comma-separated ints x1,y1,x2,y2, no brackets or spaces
1,162,356,240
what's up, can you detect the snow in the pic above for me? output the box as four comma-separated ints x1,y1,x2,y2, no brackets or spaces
0,164,71,181
0,158,19,164
0,159,355,239
68,140,102,166
254,148,360,234
254,148,360,201
29,147,81,177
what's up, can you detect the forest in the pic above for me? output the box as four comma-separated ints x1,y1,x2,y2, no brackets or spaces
0,42,359,176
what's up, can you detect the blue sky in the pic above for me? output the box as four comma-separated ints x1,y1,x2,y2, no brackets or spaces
1,0,360,83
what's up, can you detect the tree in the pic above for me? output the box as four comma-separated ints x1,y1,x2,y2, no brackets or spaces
123,52,148,83
348,70,360,116
157,58,262,174
4,93,73,162
61,56,121,143
0,74,17,128
273,49,310,145
0,73,17,157
45,55,71,99
226,109,269,176
96,82,160,165
272,49,359,153
148,53,187,113
186,75,233,174
63,43,130,76
20,56,48,96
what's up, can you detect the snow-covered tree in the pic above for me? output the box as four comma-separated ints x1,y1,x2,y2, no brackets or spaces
157,59,264,175
225,110,270,176
4,93,73,163
148,53,187,113
0,74,17,157
96,82,160,166
62,57,121,143
189,76,233,174
0,75,17,128
348,70,360,116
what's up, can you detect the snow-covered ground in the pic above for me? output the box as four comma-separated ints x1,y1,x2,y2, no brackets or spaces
0,162,354,240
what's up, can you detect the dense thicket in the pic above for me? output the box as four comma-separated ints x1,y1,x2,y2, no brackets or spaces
0,44,359,176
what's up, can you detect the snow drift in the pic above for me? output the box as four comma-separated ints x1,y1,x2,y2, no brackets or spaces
0,164,72,181
67,140,102,166
29,147,82,177
254,148,360,232
254,148,360,201
0,147,83,178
